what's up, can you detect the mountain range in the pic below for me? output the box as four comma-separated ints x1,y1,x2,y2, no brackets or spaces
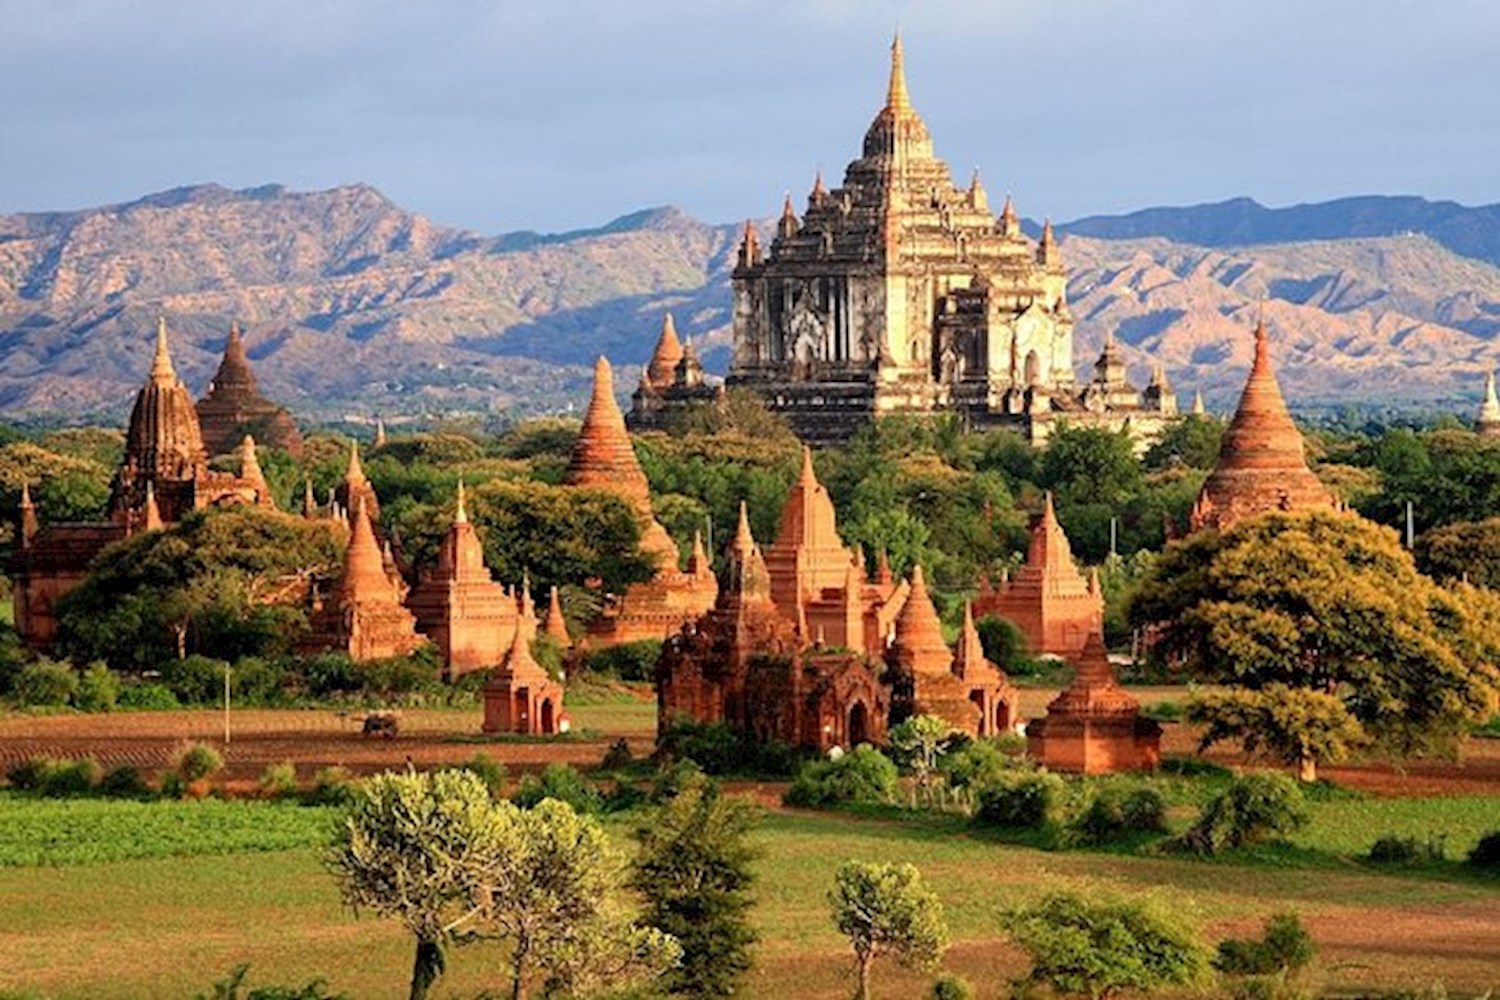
2,184,1499,423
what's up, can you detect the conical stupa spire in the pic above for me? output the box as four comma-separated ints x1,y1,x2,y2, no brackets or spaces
953,601,986,677
346,441,366,485
339,498,389,599
887,32,911,111
891,563,952,676
646,313,684,387
1192,389,1206,416
732,501,755,557
303,478,318,518
150,316,178,383
18,482,37,546
238,435,267,494
1189,316,1333,531
544,585,570,646
454,478,468,524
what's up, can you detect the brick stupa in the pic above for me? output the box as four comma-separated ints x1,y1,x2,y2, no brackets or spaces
304,499,424,661
974,492,1101,659
407,482,519,677
762,448,908,654
195,322,304,457
14,318,275,648
483,622,566,735
657,501,888,750
1026,631,1160,773
1189,319,1335,532
566,356,716,645
886,565,1013,736
953,601,1018,737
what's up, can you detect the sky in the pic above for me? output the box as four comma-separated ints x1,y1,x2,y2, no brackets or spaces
3,0,1498,234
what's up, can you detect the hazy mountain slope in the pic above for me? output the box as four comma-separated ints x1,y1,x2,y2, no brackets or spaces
1,183,1498,421
1062,195,1500,268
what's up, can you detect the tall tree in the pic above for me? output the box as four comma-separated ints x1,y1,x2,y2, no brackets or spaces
482,798,679,1000
632,773,761,997
1130,511,1500,779
829,861,947,1000
327,769,514,1000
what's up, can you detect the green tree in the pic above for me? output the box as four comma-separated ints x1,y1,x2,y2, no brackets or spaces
482,798,679,1000
887,715,953,808
1036,425,1142,508
1416,516,1500,587
326,769,513,1000
1187,684,1367,782
56,507,344,667
1142,413,1224,471
1002,892,1207,999
1129,512,1500,776
632,773,761,997
829,861,948,1000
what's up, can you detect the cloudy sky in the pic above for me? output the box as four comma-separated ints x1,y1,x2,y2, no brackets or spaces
3,0,1497,233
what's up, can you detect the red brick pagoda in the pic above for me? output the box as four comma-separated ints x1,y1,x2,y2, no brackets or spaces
973,492,1101,659
195,321,303,458
1026,631,1160,773
483,616,566,735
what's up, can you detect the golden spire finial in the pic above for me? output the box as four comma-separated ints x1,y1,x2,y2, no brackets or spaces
887,31,911,112
455,478,467,524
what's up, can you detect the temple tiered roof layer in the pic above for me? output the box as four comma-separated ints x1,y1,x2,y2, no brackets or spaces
974,493,1102,658
195,322,304,457
1189,321,1335,533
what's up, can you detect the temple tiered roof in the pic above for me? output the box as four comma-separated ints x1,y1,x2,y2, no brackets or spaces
888,565,951,677
644,314,684,390
196,322,304,457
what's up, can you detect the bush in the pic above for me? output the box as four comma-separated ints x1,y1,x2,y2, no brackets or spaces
1468,830,1500,870
1367,833,1447,865
579,639,663,682
783,745,899,808
1002,892,1209,998
74,662,119,712
1142,699,1185,723
937,737,1019,792
1215,912,1316,977
13,660,79,707
600,737,634,772
1168,772,1308,855
117,682,181,710
100,765,152,798
6,756,53,790
230,656,288,706
458,752,508,798
39,757,102,796
196,962,349,1000
930,974,973,1000
974,771,1067,830
512,762,604,814
1070,783,1168,844
656,717,799,776
161,655,231,705
257,762,299,799
174,742,224,783
307,766,357,807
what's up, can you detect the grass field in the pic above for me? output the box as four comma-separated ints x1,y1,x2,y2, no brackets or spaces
0,791,1496,999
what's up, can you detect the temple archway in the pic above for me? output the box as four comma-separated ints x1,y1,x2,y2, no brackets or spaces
539,699,556,734
1024,350,1041,386
847,701,870,746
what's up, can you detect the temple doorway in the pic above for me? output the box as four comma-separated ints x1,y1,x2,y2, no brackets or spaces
540,699,555,734
847,702,869,746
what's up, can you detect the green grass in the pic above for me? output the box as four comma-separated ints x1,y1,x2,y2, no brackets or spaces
0,794,336,867
0,799,1495,998
1293,795,1497,857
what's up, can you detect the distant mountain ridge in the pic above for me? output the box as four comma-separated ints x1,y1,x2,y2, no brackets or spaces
1061,194,1500,268
1,183,1499,422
